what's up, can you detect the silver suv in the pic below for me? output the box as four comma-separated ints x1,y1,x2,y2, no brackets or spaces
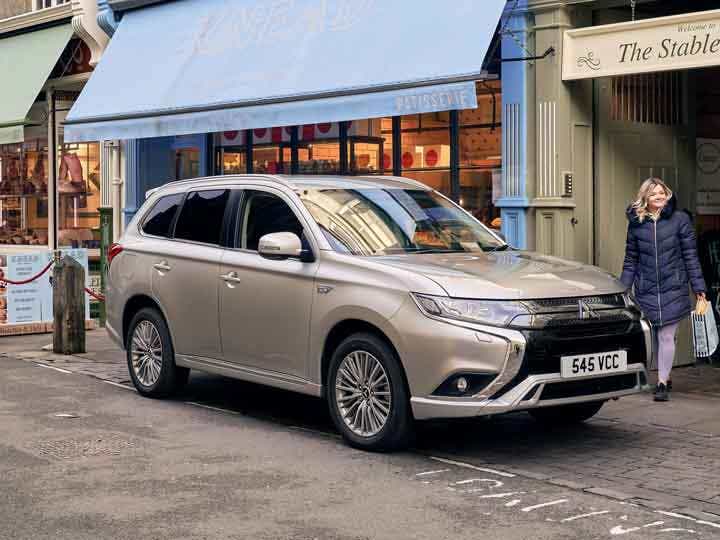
106,175,651,451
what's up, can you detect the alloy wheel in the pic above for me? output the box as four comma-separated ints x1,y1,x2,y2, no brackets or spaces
335,350,392,437
130,320,163,386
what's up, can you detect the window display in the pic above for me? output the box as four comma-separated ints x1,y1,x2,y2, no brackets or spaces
0,140,49,246
57,141,101,249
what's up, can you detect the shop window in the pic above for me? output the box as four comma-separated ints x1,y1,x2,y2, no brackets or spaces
350,142,381,175
297,142,340,174
0,141,49,246
174,147,200,180
220,149,246,175
611,72,682,125
253,146,284,174
399,112,451,195
57,141,101,249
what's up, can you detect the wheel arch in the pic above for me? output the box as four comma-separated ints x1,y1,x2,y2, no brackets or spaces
122,294,171,349
320,319,410,400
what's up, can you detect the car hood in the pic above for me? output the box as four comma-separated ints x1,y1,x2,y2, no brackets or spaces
375,251,625,299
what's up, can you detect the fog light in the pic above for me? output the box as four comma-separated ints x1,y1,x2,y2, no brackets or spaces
456,377,468,393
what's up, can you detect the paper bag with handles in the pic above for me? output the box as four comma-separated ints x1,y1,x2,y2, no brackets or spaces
692,297,719,358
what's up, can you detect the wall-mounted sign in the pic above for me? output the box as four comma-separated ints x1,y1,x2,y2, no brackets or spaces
563,9,720,80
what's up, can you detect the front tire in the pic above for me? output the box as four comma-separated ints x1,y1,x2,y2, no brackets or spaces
327,333,414,452
126,307,189,398
528,400,605,425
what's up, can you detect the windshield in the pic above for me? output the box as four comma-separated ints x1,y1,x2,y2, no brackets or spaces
299,188,507,256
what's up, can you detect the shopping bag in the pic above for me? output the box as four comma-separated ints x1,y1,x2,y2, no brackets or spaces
692,297,719,358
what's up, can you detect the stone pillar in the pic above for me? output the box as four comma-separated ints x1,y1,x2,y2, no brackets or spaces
497,10,535,250
527,3,593,261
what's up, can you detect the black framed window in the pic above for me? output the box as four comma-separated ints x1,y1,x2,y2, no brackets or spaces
141,193,184,238
174,189,230,245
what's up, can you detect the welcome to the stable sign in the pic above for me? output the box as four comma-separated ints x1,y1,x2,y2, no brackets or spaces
563,9,720,80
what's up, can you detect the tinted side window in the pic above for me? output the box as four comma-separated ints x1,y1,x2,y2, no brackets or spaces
241,191,304,251
142,194,183,238
174,189,230,245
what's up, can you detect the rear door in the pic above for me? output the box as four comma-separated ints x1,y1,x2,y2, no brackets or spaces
219,187,318,378
150,188,232,359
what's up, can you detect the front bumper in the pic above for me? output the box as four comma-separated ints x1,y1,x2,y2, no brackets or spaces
409,316,652,420
411,363,649,419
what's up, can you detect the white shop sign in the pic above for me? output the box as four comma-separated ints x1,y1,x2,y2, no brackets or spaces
563,9,720,81
2,249,90,325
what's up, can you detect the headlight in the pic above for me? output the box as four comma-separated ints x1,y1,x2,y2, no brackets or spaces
411,293,529,327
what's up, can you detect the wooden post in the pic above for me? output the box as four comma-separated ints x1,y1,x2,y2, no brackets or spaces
53,255,86,354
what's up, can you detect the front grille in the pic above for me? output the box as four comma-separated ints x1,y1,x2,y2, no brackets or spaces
490,320,647,399
540,373,638,400
527,294,625,311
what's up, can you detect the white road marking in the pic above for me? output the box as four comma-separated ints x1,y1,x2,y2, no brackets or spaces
35,363,72,374
415,469,449,477
454,478,504,490
659,529,697,534
479,492,526,499
53,413,79,418
186,402,241,415
505,499,522,507
429,457,515,478
103,380,135,391
521,499,569,512
656,510,720,530
610,521,665,535
561,511,611,522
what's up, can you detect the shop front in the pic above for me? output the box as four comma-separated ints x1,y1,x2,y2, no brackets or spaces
0,1,109,332
558,2,720,364
64,0,507,232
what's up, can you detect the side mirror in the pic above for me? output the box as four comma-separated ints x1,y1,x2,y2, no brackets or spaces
258,232,314,262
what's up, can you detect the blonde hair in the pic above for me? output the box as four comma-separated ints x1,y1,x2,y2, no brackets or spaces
631,177,673,223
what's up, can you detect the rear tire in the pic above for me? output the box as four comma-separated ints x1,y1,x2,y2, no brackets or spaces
528,400,604,425
327,333,414,452
126,307,189,398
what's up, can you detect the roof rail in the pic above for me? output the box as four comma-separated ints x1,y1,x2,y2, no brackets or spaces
143,174,295,200
370,175,431,190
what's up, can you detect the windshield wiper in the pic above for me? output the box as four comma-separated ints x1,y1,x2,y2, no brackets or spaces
484,244,511,253
405,248,468,254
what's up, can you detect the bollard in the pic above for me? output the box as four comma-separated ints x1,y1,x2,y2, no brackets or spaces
53,255,86,355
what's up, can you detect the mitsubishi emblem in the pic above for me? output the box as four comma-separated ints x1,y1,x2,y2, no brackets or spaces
578,300,599,320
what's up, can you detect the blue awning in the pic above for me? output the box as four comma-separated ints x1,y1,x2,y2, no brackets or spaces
64,0,506,142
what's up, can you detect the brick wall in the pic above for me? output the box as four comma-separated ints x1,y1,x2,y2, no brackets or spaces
0,0,33,20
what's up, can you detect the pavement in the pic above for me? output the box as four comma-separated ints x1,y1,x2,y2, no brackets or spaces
2,330,720,539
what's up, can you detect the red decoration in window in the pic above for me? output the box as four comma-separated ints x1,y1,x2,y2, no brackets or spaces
223,131,239,141
425,149,439,167
318,123,332,134
402,152,414,168
271,127,283,143
357,154,370,168
254,128,267,139
302,125,316,141
383,153,391,170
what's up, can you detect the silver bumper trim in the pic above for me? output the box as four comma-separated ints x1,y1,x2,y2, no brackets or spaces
411,363,648,420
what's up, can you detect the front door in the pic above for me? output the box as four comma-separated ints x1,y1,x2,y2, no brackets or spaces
595,71,695,366
219,188,318,379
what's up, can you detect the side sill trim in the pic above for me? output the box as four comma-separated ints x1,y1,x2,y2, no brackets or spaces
176,354,323,398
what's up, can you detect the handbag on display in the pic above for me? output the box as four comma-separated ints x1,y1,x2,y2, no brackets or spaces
691,296,719,358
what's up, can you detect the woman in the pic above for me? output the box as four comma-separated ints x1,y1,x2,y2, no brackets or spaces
621,178,706,402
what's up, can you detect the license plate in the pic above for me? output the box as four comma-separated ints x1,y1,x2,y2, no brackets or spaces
560,350,627,379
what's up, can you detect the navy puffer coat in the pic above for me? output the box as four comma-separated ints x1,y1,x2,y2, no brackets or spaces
620,195,706,327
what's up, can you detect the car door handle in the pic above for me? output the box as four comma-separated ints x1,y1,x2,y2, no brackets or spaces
153,261,171,272
220,271,242,284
